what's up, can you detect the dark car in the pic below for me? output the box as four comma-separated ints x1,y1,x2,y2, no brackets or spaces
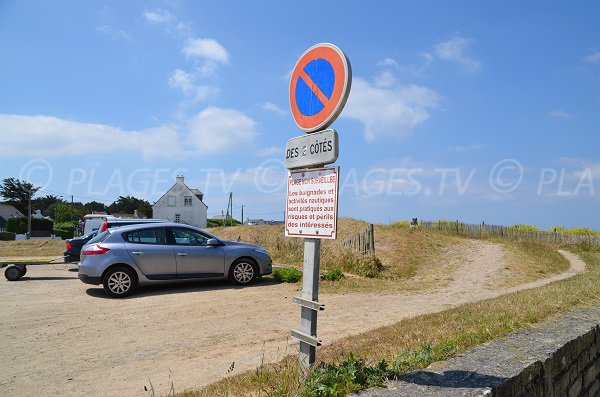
64,232,96,263
64,218,168,263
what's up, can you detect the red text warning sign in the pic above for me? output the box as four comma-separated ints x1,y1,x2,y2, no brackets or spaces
285,167,339,239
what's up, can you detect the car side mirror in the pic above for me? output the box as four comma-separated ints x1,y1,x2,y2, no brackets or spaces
207,238,221,247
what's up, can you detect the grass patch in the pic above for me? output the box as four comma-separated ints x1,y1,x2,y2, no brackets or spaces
320,269,344,282
179,245,600,397
272,267,302,283
494,239,570,287
0,239,64,257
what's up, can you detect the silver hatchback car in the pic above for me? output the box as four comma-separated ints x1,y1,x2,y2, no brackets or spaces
78,222,272,298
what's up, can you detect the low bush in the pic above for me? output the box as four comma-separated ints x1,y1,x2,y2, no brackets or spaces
6,217,53,234
273,267,302,283
511,224,540,232
321,269,345,281
53,228,73,240
0,231,16,241
53,222,76,239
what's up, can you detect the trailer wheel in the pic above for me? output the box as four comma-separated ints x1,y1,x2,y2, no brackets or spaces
20,266,27,277
5,266,23,281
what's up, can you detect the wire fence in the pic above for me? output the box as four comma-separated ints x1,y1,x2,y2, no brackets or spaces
340,224,375,256
419,221,600,246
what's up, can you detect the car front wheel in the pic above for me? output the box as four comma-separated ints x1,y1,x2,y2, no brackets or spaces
103,266,137,298
229,259,257,285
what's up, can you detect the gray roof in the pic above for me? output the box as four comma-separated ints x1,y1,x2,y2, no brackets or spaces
190,188,204,197
0,203,24,221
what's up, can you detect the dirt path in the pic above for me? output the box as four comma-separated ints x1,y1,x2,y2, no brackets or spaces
0,243,585,396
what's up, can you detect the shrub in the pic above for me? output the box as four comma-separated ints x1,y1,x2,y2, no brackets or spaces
6,217,26,234
302,354,389,397
321,269,345,281
511,224,540,232
272,267,302,283
0,231,16,241
53,228,74,239
390,221,410,228
53,221,76,239
6,217,53,233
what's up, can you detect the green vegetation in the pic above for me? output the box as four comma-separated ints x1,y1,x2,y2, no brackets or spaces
272,267,302,283
0,231,16,241
320,269,345,282
511,224,540,231
207,218,242,228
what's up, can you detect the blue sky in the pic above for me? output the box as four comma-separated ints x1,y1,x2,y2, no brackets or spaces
1,1,599,229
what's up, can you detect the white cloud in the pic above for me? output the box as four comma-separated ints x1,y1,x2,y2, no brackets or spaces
260,102,287,115
434,36,480,73
186,107,257,155
96,25,133,42
584,51,600,64
168,69,218,103
143,9,173,24
549,109,570,119
377,58,399,68
374,71,397,88
342,77,441,141
182,38,229,64
0,114,180,160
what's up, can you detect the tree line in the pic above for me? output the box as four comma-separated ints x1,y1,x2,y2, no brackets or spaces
0,178,153,222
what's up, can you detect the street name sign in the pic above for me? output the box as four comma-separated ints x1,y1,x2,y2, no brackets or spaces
285,167,339,239
289,43,352,133
284,129,339,169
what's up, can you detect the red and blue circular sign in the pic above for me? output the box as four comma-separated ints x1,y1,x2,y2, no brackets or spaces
289,43,352,133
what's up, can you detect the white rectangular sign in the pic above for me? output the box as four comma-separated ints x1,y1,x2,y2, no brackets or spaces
285,167,339,239
284,129,339,170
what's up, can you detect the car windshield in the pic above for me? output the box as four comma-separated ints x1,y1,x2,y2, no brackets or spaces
87,231,110,245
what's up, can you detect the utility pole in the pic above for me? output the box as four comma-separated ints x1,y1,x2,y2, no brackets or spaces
70,195,74,222
27,187,32,240
241,205,244,225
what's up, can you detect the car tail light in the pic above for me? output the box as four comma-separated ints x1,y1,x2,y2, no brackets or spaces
100,220,108,232
82,244,110,256
66,242,72,250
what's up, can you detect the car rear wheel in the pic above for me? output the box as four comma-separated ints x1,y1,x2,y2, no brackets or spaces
103,266,137,298
229,259,257,285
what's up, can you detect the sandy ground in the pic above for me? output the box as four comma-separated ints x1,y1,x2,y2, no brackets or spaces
0,242,585,397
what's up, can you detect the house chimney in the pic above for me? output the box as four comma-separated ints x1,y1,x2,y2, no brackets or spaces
176,175,185,184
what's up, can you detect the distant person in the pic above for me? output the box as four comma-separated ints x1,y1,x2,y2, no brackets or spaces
77,219,84,236
410,218,418,228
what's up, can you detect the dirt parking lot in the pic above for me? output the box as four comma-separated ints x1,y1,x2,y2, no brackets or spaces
0,244,585,396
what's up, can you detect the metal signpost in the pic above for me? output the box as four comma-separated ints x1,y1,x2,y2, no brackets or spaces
285,43,351,373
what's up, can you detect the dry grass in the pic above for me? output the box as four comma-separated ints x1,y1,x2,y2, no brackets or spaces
494,239,570,287
0,239,64,258
178,245,600,397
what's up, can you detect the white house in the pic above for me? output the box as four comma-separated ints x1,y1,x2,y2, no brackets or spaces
152,176,208,228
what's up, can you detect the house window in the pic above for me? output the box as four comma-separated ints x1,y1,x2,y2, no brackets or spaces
167,196,176,206
184,196,192,206
174,214,181,223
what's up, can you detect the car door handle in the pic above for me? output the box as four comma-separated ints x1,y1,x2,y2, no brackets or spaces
131,251,144,255
177,253,188,256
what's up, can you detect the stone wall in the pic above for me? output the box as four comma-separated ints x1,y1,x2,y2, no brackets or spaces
357,305,600,397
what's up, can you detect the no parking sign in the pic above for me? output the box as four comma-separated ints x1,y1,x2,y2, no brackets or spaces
289,43,352,133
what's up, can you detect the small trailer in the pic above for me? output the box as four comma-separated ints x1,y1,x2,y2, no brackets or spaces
1,257,68,281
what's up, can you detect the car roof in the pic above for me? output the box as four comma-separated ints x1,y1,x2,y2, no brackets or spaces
106,222,208,233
